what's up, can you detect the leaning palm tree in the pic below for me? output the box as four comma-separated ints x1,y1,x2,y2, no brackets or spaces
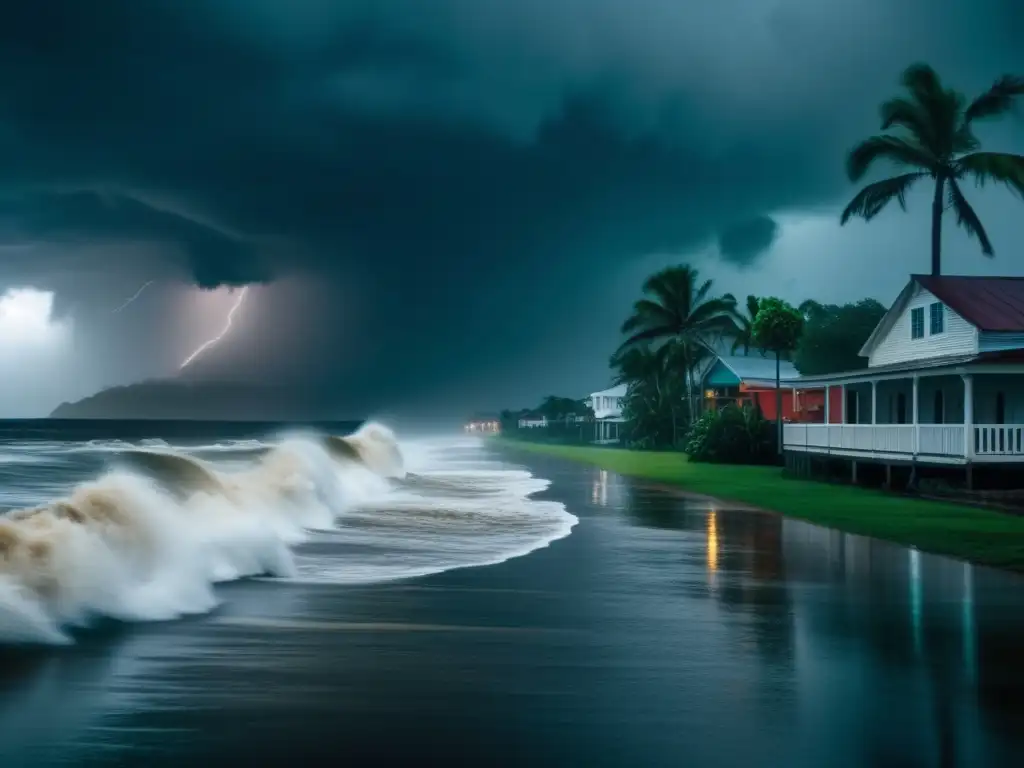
841,63,1024,275
731,295,765,356
618,265,737,424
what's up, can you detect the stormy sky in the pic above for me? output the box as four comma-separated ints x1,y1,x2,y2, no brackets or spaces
1,0,1022,418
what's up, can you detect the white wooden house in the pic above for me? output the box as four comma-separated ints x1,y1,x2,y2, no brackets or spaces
588,384,626,444
783,275,1024,483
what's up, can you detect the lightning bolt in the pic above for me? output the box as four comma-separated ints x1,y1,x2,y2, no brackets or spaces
179,286,249,370
112,280,155,313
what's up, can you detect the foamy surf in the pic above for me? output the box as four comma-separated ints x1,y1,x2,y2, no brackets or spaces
0,426,575,645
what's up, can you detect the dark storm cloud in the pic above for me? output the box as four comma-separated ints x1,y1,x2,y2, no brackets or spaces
716,217,780,269
1,0,1023,414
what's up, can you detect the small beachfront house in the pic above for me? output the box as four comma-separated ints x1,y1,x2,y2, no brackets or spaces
783,275,1024,480
589,384,626,444
700,354,829,420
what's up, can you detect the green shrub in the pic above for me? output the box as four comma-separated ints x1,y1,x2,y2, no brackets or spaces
685,404,776,464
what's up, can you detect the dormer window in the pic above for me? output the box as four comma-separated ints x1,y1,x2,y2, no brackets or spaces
929,302,945,335
910,307,925,339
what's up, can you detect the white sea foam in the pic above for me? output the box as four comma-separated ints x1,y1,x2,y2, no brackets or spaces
0,428,575,645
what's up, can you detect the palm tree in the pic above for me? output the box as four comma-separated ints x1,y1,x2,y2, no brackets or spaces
841,63,1024,276
731,295,765,356
618,265,737,424
611,343,697,447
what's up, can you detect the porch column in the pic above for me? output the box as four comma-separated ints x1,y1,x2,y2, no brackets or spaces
871,381,878,425
824,385,830,424
841,384,846,424
962,373,974,460
912,375,920,455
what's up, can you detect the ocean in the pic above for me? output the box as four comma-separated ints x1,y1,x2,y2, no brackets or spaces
0,421,576,645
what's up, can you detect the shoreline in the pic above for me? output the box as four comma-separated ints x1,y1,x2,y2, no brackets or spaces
496,438,1024,573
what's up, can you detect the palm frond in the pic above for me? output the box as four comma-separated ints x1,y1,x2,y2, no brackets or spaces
641,266,694,318
840,172,927,224
947,179,994,256
899,63,965,154
692,278,712,307
620,299,677,334
964,75,1024,124
688,298,740,327
617,325,675,353
956,151,1024,197
846,135,939,181
879,96,937,152
901,63,944,104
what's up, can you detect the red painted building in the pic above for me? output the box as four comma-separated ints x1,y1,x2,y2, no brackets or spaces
701,354,843,422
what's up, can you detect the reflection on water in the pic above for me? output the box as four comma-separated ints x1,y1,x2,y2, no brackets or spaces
706,510,718,578
963,563,976,685
591,470,609,506
603,471,1024,765
910,548,923,657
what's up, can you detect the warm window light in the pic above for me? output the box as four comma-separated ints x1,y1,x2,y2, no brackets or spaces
705,389,715,399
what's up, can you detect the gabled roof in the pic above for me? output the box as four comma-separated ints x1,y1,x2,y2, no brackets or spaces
859,275,1024,357
914,275,1024,331
705,354,799,385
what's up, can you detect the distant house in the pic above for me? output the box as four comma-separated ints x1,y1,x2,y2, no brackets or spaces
700,353,833,421
783,275,1024,483
588,384,626,444
517,412,548,429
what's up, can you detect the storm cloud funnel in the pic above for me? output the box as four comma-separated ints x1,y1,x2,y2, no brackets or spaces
717,216,780,268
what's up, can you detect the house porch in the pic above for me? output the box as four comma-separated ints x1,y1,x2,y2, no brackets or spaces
783,367,1024,465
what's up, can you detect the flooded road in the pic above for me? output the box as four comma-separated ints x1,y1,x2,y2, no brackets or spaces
2,444,1023,766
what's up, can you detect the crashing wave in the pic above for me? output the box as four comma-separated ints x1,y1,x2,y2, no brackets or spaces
0,422,402,645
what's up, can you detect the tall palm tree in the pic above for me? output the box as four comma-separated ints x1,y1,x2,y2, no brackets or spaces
731,295,765,356
841,63,1024,276
618,265,737,424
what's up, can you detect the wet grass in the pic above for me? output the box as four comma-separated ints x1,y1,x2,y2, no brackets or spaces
497,440,1024,573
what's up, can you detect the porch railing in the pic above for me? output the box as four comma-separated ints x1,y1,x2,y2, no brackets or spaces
919,425,965,456
784,423,1024,459
974,425,1024,456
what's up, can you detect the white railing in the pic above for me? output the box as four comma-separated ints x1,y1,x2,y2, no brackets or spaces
784,423,1024,460
918,425,965,456
974,425,1024,456
784,424,919,455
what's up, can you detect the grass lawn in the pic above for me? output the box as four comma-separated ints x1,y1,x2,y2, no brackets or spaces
497,439,1024,573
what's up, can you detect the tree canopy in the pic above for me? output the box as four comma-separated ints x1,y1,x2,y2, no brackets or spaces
752,297,803,354
536,395,592,421
793,299,887,375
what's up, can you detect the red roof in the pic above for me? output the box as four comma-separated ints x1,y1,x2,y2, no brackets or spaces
914,275,1024,332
